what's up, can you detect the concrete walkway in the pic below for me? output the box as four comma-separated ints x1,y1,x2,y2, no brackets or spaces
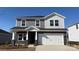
36,45,78,51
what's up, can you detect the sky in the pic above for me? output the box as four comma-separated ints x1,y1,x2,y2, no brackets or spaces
0,7,79,32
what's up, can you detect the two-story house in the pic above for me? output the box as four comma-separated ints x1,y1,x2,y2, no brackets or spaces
11,12,68,46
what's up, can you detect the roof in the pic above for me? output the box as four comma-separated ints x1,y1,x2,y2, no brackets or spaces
17,16,44,18
68,21,79,28
11,27,27,29
44,12,66,19
38,28,67,30
11,27,67,29
17,16,45,20
0,29,10,34
16,12,65,20
11,27,67,31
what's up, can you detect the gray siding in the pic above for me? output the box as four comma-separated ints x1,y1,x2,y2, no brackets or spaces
0,33,11,44
40,20,44,28
26,20,45,28
16,15,64,28
16,20,21,27
45,15,64,28
16,20,45,28
26,20,35,27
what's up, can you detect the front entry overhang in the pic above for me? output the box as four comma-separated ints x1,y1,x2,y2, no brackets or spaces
24,26,39,31
11,26,40,32
11,26,67,33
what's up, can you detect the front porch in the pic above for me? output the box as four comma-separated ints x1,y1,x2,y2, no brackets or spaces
12,31,38,46
11,26,39,46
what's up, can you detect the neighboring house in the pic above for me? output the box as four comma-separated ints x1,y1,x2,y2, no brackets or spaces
0,29,11,45
11,12,68,46
68,22,79,43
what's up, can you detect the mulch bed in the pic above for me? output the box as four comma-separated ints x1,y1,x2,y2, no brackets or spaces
68,41,79,49
70,45,79,49
0,45,35,51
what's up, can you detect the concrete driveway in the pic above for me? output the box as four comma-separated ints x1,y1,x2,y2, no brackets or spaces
36,45,78,51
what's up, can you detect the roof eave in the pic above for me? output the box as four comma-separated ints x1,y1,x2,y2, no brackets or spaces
44,12,66,19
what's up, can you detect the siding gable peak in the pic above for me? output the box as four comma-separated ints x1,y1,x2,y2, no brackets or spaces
25,26,39,31
44,12,66,19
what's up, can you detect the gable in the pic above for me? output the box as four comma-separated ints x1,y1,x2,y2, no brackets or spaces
45,15,64,20
44,12,64,28
44,12,66,20
25,26,39,31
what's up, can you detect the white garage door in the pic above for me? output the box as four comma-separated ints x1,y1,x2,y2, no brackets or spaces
38,33,64,45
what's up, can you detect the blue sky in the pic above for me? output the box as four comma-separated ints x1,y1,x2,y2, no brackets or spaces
0,7,79,32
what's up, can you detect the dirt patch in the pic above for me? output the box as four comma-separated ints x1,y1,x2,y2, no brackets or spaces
0,45,35,51
70,45,79,49
68,41,79,49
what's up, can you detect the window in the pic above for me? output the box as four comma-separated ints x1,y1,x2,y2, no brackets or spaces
55,20,59,26
76,24,78,29
50,20,54,26
18,33,26,41
23,33,26,40
36,20,40,26
22,20,25,26
18,34,22,40
17,19,21,21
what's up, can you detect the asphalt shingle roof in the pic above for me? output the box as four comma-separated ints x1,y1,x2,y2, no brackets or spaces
11,27,67,30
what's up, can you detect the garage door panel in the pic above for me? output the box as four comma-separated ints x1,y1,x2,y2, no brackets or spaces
38,33,64,45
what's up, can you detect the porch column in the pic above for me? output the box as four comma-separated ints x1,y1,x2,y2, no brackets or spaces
25,31,28,45
12,32,15,46
22,33,24,41
26,31,28,40
35,31,37,45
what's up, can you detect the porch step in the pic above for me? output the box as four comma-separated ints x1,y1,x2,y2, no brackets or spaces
28,44,34,47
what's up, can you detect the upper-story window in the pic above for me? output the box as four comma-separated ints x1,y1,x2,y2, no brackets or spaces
36,20,40,27
22,20,25,26
55,20,59,26
17,19,21,21
76,24,78,29
50,20,54,26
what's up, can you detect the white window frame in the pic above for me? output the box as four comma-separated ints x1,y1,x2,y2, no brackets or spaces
18,33,26,41
35,20,40,27
16,20,17,26
55,20,59,26
50,20,54,26
21,20,26,27
18,33,23,41
76,24,78,29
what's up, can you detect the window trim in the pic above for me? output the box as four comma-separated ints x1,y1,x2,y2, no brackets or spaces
50,20,54,26
76,24,78,29
35,20,40,27
21,20,26,27
16,20,17,26
18,33,26,41
18,33,23,41
55,20,59,26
